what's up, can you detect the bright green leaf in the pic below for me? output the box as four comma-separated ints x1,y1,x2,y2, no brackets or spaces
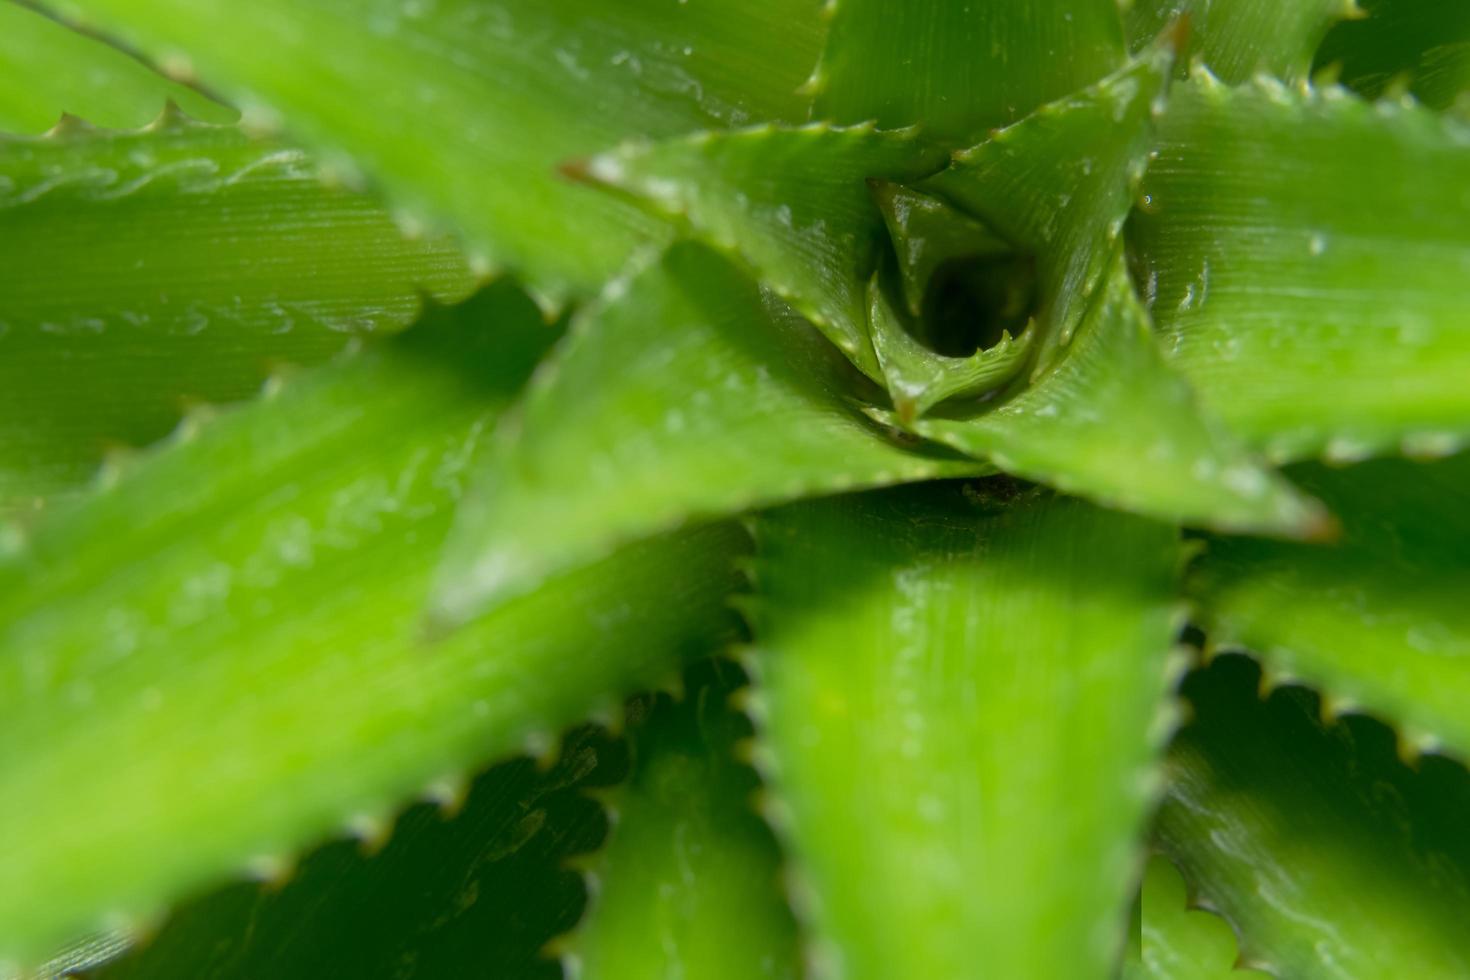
746,483,1181,980
0,115,476,513
1132,74,1470,462
43,0,825,305
567,661,799,980
892,255,1329,538
1127,0,1355,84
580,123,950,379
1189,453,1470,758
0,288,747,968
430,244,985,630
812,0,1127,144
922,43,1172,368
1154,655,1470,977
0,1,232,133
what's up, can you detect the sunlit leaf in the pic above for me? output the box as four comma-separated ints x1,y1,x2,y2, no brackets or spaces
746,483,1181,980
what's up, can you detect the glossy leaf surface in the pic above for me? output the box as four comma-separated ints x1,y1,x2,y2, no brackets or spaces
0,288,747,967
747,483,1180,980
1126,856,1266,980
1127,0,1353,83
1133,75,1470,462
431,245,984,629
45,0,825,305
0,116,476,512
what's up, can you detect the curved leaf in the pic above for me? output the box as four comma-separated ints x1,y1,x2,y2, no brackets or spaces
1189,453,1470,758
0,115,476,513
430,244,985,630
0,2,231,133
1155,655,1470,977
1127,0,1355,84
1127,855,1267,980
1316,0,1470,112
811,0,1126,144
42,0,825,305
895,255,1328,538
565,661,799,980
1133,74,1470,462
746,483,1182,980
0,288,747,968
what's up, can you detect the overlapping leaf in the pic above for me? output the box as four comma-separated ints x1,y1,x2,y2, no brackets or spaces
745,483,1181,980
1133,74,1470,462
0,288,748,968
811,0,1126,144
430,244,985,629
0,1,231,133
565,662,799,980
893,255,1327,537
94,727,622,979
1189,453,1470,758
42,0,825,305
1126,0,1354,84
0,114,475,512
580,123,949,379
1316,0,1470,112
1154,656,1470,977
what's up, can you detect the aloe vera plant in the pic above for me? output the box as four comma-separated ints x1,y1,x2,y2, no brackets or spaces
3,0,1470,977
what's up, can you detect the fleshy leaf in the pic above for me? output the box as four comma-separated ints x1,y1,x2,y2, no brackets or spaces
1189,453,1470,758
892,255,1329,538
0,287,748,968
1127,855,1267,980
811,0,1127,144
42,0,825,305
1127,0,1356,84
579,123,949,379
1132,74,1470,462
0,1,232,133
866,267,1034,422
1316,0,1470,113
922,42,1173,368
1154,655,1470,976
430,244,986,630
0,114,476,513
565,661,799,980
93,726,621,980
870,180,1013,318
746,483,1181,980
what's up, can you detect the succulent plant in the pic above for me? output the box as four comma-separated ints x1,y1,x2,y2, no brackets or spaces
2,0,1470,977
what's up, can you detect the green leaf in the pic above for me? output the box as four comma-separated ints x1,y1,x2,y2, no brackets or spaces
745,483,1182,980
94,726,622,980
0,1,232,133
865,265,1035,422
810,0,1127,144
579,123,949,379
1189,453,1470,758
565,661,800,980
0,287,748,968
1154,655,1470,977
870,180,1013,319
891,255,1328,537
0,115,476,513
1316,0,1470,113
1127,855,1267,980
1126,0,1355,84
44,0,825,305
430,244,985,630
921,43,1172,368
1132,74,1470,463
